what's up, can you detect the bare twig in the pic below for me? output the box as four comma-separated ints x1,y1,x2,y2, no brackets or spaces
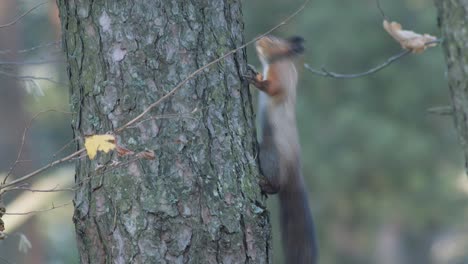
0,58,65,65
304,39,443,79
375,0,387,20
5,184,74,193
0,41,61,54
127,109,201,129
51,138,78,158
304,49,410,78
3,148,150,196
95,157,142,175
39,155,145,193
0,255,12,264
4,201,71,215
70,153,88,161
0,2,47,29
14,159,32,164
427,105,453,116
115,0,311,132
3,110,73,184
0,149,85,193
0,70,66,85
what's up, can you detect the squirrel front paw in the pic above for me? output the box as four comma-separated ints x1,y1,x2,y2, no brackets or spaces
244,64,264,88
246,64,258,76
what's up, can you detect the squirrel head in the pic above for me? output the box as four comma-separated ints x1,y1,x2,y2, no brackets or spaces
255,35,304,64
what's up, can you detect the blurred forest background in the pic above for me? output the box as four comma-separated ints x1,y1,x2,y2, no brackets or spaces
0,0,466,263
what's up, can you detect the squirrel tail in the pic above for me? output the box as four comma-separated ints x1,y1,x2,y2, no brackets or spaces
278,169,318,264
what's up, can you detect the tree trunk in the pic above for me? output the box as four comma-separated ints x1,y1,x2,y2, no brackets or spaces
434,1,468,174
57,1,270,263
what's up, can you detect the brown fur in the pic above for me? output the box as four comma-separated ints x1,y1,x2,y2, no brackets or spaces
249,35,318,264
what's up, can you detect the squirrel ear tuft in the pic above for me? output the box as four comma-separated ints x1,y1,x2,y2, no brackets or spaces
288,36,305,54
288,36,304,44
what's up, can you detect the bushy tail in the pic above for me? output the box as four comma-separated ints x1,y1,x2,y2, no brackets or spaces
279,171,318,264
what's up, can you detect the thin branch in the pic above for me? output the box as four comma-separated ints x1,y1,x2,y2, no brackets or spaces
3,148,148,195
70,153,88,161
375,0,387,20
14,159,32,163
0,70,66,85
115,0,311,132
0,2,47,29
5,184,75,193
0,41,61,55
0,58,65,65
94,157,142,175
304,39,443,79
51,138,78,158
3,110,73,184
4,201,72,215
30,155,146,193
0,149,86,193
73,150,159,190
0,256,12,264
304,49,410,78
427,105,453,116
127,109,201,129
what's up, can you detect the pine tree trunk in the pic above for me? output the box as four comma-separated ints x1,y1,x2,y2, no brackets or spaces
57,1,270,263
435,1,468,173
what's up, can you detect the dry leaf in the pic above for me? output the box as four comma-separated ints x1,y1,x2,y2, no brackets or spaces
84,134,116,159
383,20,437,53
116,145,134,156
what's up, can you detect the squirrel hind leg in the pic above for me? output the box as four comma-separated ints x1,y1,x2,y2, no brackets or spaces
258,140,281,194
259,177,280,195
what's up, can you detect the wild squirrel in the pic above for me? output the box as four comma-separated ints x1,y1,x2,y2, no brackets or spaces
246,35,318,263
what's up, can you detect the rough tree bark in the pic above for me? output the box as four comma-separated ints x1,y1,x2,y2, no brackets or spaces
57,1,270,263
435,1,468,174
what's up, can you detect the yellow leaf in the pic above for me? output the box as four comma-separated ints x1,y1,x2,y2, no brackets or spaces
84,134,116,159
383,20,437,53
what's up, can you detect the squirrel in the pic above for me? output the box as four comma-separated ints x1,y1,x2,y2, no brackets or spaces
246,35,318,263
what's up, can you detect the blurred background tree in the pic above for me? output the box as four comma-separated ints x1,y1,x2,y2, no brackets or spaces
0,0,76,263
0,0,467,263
